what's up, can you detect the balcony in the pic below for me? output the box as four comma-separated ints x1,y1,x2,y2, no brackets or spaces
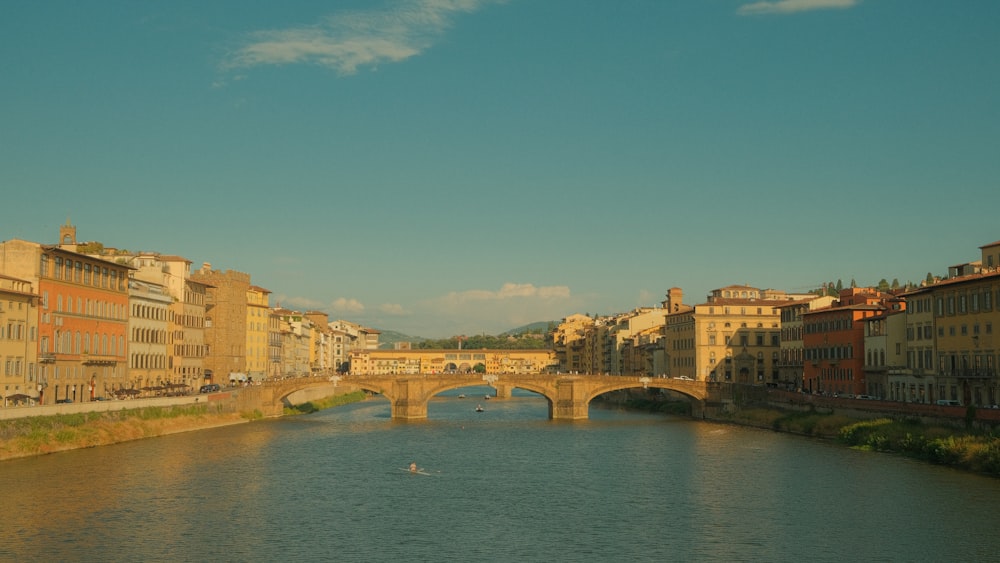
952,369,997,380
82,354,118,366
39,353,56,363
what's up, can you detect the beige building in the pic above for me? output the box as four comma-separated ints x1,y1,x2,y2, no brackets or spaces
863,308,908,400
329,319,381,373
776,295,836,390
127,253,208,392
665,285,809,383
551,313,593,373
274,308,312,377
0,273,38,405
305,311,335,376
127,278,171,392
191,263,250,384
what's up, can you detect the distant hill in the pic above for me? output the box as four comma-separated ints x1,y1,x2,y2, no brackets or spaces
500,321,554,336
376,329,426,349
375,322,554,349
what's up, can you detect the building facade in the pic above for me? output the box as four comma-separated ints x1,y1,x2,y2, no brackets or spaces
665,285,801,383
0,273,38,404
0,223,131,403
190,263,250,384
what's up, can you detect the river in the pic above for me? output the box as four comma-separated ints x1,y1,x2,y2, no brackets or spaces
3,386,999,562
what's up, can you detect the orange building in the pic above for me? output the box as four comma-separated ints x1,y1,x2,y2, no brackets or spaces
802,287,903,396
0,222,131,403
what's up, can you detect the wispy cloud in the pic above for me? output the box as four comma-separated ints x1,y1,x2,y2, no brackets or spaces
439,282,572,304
738,0,859,16
379,302,409,316
275,295,326,310
222,0,504,75
331,297,366,314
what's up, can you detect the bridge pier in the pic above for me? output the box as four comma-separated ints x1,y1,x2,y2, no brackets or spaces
550,377,589,420
494,383,514,399
391,379,429,420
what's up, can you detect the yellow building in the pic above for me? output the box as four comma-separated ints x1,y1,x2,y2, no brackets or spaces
0,273,38,405
246,285,271,381
551,313,594,373
665,285,810,383
901,240,1000,406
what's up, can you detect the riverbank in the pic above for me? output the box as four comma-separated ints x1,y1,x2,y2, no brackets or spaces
0,390,368,462
0,404,251,461
625,396,1000,477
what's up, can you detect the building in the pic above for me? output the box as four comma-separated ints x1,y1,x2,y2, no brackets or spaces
900,240,1000,406
551,313,593,373
802,287,902,397
0,273,38,405
305,311,335,376
190,263,250,384
0,222,130,403
246,285,272,381
776,295,837,391
665,285,805,383
127,278,171,393
274,308,312,377
862,307,908,400
119,253,209,392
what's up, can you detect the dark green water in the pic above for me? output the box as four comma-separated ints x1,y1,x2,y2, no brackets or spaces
3,386,999,562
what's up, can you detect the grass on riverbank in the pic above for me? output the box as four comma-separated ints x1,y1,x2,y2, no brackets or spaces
0,404,249,461
626,398,1000,477
838,417,1000,475
724,406,1000,477
283,390,367,415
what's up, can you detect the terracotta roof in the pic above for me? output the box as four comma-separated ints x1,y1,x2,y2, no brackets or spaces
901,268,1000,296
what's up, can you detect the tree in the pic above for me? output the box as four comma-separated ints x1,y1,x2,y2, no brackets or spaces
877,279,890,292
891,278,900,290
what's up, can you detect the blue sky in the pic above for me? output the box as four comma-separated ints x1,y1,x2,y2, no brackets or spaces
2,0,998,338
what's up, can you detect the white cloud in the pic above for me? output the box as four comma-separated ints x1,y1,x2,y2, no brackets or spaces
439,282,572,304
275,295,325,309
738,0,858,15
223,0,504,75
331,297,366,313
379,302,409,315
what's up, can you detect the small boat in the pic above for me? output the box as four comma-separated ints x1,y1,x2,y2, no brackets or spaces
484,395,491,400
475,404,484,412
458,394,466,399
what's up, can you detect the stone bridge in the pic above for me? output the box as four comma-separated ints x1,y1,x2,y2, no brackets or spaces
239,374,732,420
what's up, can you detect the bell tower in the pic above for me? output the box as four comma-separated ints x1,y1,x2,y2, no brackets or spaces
59,217,78,250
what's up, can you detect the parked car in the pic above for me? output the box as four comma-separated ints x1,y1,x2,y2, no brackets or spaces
199,384,221,393
55,398,73,404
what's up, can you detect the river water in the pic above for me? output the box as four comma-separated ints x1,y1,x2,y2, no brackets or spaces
3,386,1000,562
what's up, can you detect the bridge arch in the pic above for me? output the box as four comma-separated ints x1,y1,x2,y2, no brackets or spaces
243,375,724,421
